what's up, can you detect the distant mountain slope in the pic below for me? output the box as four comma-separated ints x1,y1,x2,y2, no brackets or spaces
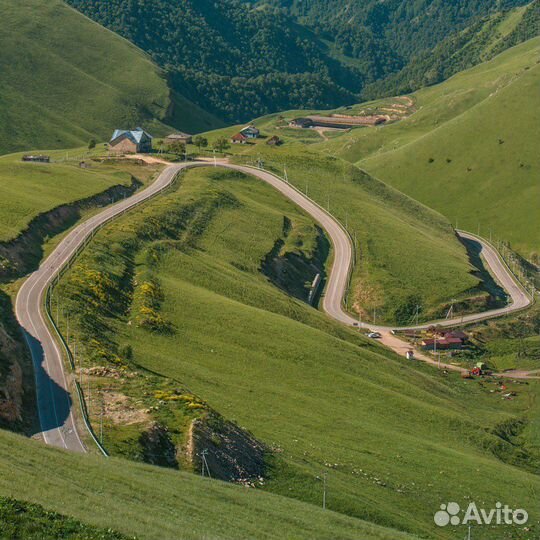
0,0,222,155
66,0,363,124
261,0,532,62
365,0,540,97
68,0,538,123
318,38,540,258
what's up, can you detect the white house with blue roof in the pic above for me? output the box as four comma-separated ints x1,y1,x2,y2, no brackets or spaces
109,127,153,154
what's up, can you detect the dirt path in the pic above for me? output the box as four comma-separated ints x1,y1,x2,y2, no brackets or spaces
378,331,468,374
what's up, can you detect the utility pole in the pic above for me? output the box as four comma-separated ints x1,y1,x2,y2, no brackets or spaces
284,167,288,183
77,342,83,386
87,374,91,417
201,449,211,477
322,472,327,510
446,299,456,320
100,391,104,444
438,352,441,370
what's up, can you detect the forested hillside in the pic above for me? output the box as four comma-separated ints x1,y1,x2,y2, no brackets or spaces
261,0,531,60
67,0,538,123
66,0,362,123
365,0,540,97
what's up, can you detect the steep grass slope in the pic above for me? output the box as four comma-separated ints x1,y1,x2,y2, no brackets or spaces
0,430,412,540
205,133,486,324
0,497,128,540
317,38,540,258
0,151,161,243
56,167,540,539
0,0,221,155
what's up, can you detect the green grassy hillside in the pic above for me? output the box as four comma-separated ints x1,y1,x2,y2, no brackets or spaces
0,430,413,540
0,150,161,243
0,151,164,430
0,0,222,155
315,37,540,258
0,497,128,540
196,125,488,323
54,167,540,539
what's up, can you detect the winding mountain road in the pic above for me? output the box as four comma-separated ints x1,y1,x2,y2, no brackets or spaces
15,161,534,452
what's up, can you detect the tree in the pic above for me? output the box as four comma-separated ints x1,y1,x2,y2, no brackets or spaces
193,135,208,150
88,139,96,150
213,137,230,153
169,140,186,156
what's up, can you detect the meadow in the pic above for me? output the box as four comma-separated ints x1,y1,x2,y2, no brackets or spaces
56,167,540,540
231,145,484,324
317,37,540,259
0,151,161,243
0,429,413,540
0,0,221,155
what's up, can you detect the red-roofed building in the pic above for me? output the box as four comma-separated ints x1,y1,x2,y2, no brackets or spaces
231,132,248,144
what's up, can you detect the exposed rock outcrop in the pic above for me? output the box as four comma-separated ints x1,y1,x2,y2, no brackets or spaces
187,414,266,484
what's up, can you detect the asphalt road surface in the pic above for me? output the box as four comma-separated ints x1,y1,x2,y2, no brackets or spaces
15,161,533,452
15,163,205,451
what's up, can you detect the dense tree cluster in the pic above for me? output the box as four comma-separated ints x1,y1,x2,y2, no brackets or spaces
67,0,537,122
364,0,540,98
261,0,530,59
491,0,540,54
67,0,362,122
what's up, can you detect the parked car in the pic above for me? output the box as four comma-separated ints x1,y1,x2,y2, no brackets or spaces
368,332,381,339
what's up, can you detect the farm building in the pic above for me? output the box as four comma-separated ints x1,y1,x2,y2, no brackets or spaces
231,132,248,144
239,125,260,139
22,155,50,163
446,330,468,342
289,118,314,129
291,115,386,130
307,115,386,129
165,132,192,145
109,127,152,154
421,337,464,350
